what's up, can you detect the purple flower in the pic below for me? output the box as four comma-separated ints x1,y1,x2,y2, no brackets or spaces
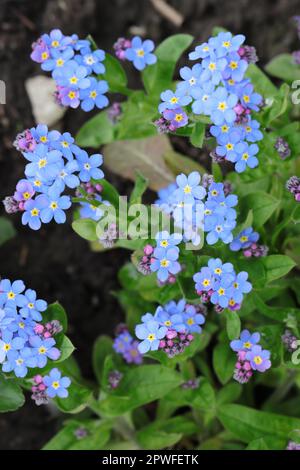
14,180,35,203
162,107,188,130
245,345,271,372
230,227,259,251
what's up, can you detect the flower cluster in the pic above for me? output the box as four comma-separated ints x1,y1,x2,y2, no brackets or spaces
113,326,143,364
230,227,268,257
31,368,71,405
76,181,110,222
274,137,291,160
114,36,157,71
158,32,263,172
150,231,182,284
286,176,300,202
135,299,206,357
155,172,238,247
3,125,104,230
230,330,271,383
193,258,252,311
0,279,69,385
31,29,108,111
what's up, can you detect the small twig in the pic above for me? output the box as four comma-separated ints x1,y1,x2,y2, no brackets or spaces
150,0,184,27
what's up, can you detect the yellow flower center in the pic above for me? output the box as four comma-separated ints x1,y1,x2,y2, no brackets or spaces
254,356,263,365
221,125,229,132
215,268,222,275
165,320,171,327
7,291,15,299
160,259,169,268
218,101,227,111
52,381,60,389
229,61,238,70
175,113,183,122
233,282,239,288
40,136,47,143
187,318,194,325
184,184,192,194
56,58,64,66
240,235,248,242
137,49,145,57
228,79,235,85
229,299,236,306
19,322,25,328
243,95,250,103
202,279,210,287
68,91,76,99
38,158,47,168
23,192,31,200
50,202,58,210
242,153,249,161
243,342,252,349
218,288,225,295
62,141,69,148
160,240,169,248
226,143,234,150
70,76,78,85
34,180,42,187
41,52,49,60
31,208,39,217
246,126,251,132
16,358,24,365
39,346,47,354
90,90,97,99
51,40,59,47
28,303,34,309
170,97,179,104
208,62,216,71
4,343,11,351
147,334,156,341
222,41,231,48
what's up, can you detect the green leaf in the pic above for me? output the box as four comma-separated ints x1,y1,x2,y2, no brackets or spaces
142,34,193,95
252,292,300,322
240,191,279,227
137,427,182,450
245,63,277,98
217,383,242,406
98,365,183,416
0,373,25,412
103,135,175,191
56,336,75,363
54,380,92,414
72,218,98,242
193,378,216,412
190,122,206,148
213,343,236,385
92,335,115,385
102,53,128,93
164,150,207,176
262,83,290,126
246,437,286,450
43,302,68,332
265,53,300,82
263,255,296,283
0,217,16,246
129,171,149,205
218,404,300,443
43,419,111,450
76,110,115,148
225,310,241,340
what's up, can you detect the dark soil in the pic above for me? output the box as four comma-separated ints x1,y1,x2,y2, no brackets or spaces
0,0,299,450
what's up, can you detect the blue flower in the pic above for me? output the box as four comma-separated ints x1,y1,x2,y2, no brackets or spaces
0,307,16,331
191,81,215,115
79,197,108,221
239,82,262,111
40,187,71,224
125,36,157,71
7,315,36,339
54,159,80,192
216,128,243,161
223,52,248,82
113,331,133,353
155,230,182,250
201,53,227,85
154,306,185,332
182,305,205,333
2,348,37,378
24,144,62,183
230,329,260,352
230,227,259,251
76,150,104,182
210,32,245,57
150,247,181,283
205,215,236,245
177,64,203,96
231,271,252,304
80,78,109,111
174,172,206,204
0,330,25,364
22,195,49,230
207,182,226,202
52,132,80,160
0,279,25,308
41,47,74,72
193,267,214,292
135,320,167,353
243,119,263,143
54,63,91,90
232,142,259,173
210,123,231,139
44,368,71,398
42,29,73,52
76,47,105,74
245,346,271,373
30,124,60,145
211,276,234,308
207,258,234,279
210,87,238,125
155,182,177,209
29,336,61,368
159,89,192,113
189,41,215,60
19,289,47,321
